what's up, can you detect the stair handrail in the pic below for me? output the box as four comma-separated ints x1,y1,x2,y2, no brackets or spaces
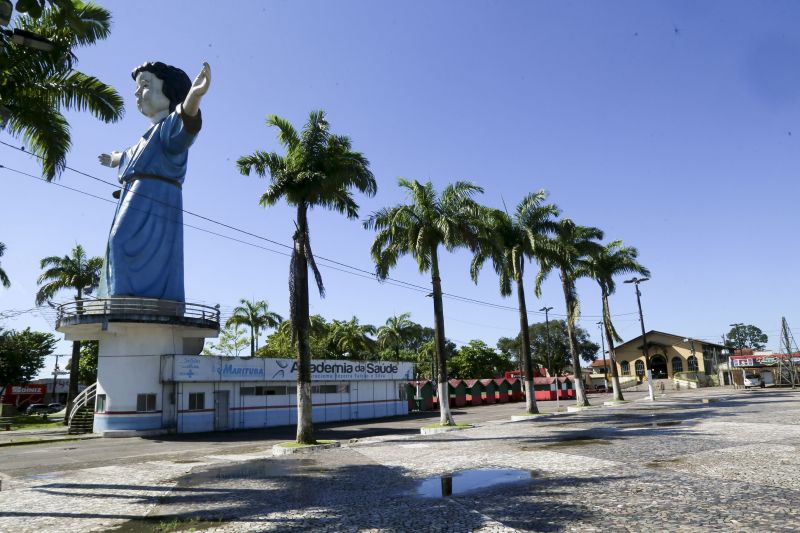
68,382,97,424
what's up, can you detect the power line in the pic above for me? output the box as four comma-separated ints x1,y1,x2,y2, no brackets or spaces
1,145,639,319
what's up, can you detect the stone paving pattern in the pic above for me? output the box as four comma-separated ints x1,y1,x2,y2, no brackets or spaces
2,389,800,531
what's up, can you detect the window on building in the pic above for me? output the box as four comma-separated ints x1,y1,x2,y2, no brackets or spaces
620,361,630,376
311,384,343,394
136,393,156,412
188,392,205,411
688,356,698,372
672,357,684,375
240,386,290,396
95,394,106,413
635,360,645,376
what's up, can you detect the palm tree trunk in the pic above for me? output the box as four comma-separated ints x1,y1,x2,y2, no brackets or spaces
65,289,84,425
516,275,539,414
561,270,589,407
250,326,255,357
294,204,314,444
431,249,455,425
602,293,624,402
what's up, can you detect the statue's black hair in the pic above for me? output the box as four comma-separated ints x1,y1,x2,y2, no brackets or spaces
131,62,191,112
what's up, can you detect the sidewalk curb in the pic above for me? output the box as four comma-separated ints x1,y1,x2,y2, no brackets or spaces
0,434,100,448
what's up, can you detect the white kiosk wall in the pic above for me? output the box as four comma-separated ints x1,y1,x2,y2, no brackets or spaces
161,356,414,433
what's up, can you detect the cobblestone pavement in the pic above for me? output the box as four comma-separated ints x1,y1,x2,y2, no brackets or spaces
2,388,800,532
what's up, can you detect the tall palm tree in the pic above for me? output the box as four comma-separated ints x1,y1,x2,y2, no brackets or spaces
377,313,415,360
578,241,650,402
35,244,102,422
365,179,488,425
225,299,282,357
534,219,604,407
2,3,124,180
0,242,9,288
471,191,559,415
237,110,375,444
329,317,377,359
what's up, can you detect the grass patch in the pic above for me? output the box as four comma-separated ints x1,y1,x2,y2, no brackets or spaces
3,415,63,431
276,439,338,449
110,515,228,533
421,423,473,429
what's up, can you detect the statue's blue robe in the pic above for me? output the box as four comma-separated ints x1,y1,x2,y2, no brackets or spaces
99,105,201,302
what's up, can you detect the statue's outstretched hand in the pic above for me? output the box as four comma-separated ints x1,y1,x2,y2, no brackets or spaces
99,152,122,168
183,62,211,116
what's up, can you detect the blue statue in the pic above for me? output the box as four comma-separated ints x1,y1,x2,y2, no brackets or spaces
98,61,211,302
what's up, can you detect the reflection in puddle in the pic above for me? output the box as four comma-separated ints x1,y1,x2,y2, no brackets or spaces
179,458,317,486
416,468,535,498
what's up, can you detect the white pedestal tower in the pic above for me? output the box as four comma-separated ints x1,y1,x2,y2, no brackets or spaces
56,298,219,435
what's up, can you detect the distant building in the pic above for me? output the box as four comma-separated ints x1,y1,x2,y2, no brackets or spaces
613,331,725,382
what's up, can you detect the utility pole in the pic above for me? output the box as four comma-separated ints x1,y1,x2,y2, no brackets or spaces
625,277,655,401
50,353,61,404
539,306,554,376
597,321,608,390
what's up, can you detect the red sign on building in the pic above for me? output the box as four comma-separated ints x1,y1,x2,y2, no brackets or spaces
2,384,47,409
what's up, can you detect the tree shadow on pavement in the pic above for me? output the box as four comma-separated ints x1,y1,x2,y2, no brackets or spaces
2,452,630,532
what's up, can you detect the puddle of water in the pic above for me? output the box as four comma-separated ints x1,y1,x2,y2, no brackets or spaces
416,468,535,498
178,458,317,487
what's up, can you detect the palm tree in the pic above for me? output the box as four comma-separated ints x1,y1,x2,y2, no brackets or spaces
329,317,377,359
35,244,102,422
225,299,282,357
2,3,124,180
534,219,604,407
0,242,10,288
578,241,650,402
377,313,415,360
471,191,559,415
365,179,488,425
237,110,375,444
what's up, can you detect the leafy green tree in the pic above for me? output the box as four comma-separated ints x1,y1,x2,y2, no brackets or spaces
0,328,56,398
578,241,649,401
2,1,123,179
449,340,513,379
471,190,558,414
725,324,768,351
0,242,9,288
328,317,376,359
237,110,376,444
35,243,102,421
497,320,599,377
78,340,98,385
261,315,331,359
365,179,488,425
225,299,282,357
533,219,604,406
203,324,249,357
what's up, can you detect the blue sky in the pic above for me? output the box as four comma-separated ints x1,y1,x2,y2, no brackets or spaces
2,1,800,379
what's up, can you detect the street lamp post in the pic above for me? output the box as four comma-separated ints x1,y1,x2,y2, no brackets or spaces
625,277,655,401
597,321,608,390
682,337,696,372
539,306,554,376
50,353,61,404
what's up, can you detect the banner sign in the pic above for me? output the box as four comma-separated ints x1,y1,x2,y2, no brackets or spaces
164,355,414,382
730,354,800,368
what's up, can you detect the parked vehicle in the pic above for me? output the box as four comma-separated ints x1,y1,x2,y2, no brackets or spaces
47,403,64,413
25,403,49,415
743,373,763,389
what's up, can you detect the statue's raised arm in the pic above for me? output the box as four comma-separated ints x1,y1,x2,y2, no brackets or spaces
182,62,211,117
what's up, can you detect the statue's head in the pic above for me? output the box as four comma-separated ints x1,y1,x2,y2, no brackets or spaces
131,62,191,116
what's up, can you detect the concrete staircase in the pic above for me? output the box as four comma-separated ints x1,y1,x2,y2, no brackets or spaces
68,405,95,434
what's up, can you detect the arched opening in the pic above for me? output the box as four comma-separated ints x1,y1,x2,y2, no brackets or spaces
688,356,698,372
651,354,668,379
620,361,630,376
635,360,645,377
672,357,684,375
